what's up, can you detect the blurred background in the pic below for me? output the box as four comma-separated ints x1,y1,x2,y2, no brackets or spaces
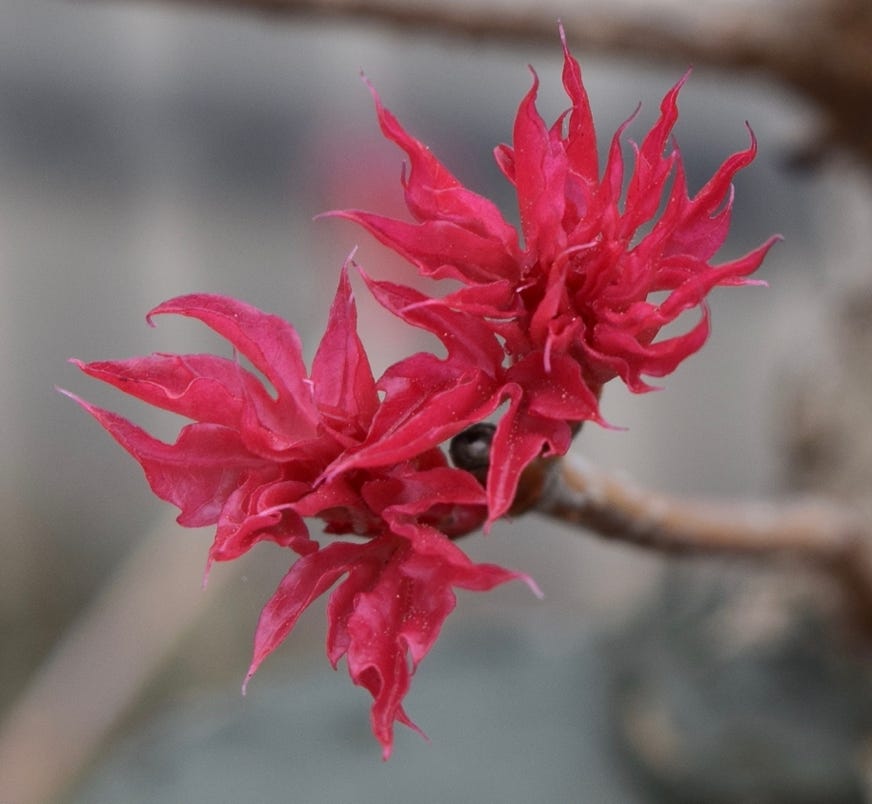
1,0,865,801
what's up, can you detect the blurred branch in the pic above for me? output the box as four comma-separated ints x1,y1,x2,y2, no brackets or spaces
536,457,859,558
120,0,872,164
533,457,872,633
0,515,237,804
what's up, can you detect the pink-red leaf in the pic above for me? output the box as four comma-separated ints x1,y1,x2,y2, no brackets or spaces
148,294,318,436
311,266,378,435
63,391,271,528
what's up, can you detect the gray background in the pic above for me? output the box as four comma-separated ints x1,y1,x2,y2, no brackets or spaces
0,0,839,800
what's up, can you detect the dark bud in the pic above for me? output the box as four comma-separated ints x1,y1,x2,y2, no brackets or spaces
449,422,496,480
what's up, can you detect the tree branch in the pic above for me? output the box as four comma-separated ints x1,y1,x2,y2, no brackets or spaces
118,0,872,164
0,514,238,804
536,457,860,557
534,456,872,632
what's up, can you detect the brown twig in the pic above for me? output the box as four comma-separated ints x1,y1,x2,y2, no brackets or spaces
112,0,872,165
0,514,238,804
534,456,872,632
536,457,860,557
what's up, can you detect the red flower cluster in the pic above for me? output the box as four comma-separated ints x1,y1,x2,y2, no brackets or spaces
65,27,772,759
329,26,778,520
65,268,534,759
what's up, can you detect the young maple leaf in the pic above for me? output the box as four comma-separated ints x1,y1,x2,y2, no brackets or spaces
63,266,535,759
327,24,779,522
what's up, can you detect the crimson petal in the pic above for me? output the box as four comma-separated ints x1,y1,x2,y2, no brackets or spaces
62,391,271,528
312,266,379,436
148,294,318,436
71,354,265,428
